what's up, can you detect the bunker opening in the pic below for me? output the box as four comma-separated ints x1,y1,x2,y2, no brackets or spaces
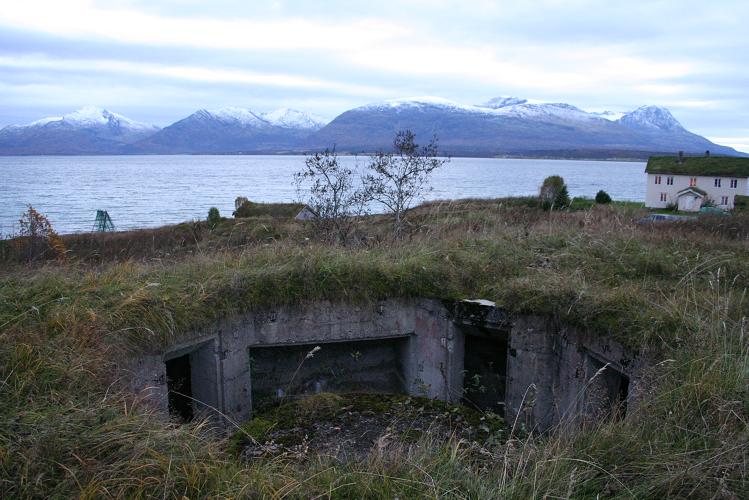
165,353,192,421
248,336,411,410
164,340,219,423
585,354,630,422
460,325,508,415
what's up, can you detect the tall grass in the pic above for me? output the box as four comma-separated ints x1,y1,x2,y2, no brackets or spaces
2,199,748,497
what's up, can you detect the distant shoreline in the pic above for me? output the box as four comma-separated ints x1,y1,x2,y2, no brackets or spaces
0,152,649,162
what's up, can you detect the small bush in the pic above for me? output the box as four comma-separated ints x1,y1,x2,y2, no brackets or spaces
734,195,749,211
16,205,65,261
539,175,570,210
701,197,716,208
207,207,221,228
233,200,304,218
595,190,612,204
235,196,248,210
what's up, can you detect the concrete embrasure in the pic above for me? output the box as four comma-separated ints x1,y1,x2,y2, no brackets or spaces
123,298,646,432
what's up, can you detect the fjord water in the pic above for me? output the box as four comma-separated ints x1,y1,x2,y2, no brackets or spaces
1,155,646,235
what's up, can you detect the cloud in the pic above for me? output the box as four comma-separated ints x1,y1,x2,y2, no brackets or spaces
707,136,749,154
0,0,747,139
0,0,408,51
0,55,387,96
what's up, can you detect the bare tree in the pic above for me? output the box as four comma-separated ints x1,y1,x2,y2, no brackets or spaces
363,130,448,238
294,148,366,244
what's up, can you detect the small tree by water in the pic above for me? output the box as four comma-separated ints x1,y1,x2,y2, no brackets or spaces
294,148,367,244
207,207,221,228
363,130,448,238
595,190,612,204
539,175,570,210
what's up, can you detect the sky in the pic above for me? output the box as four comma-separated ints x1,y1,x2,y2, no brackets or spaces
0,0,747,151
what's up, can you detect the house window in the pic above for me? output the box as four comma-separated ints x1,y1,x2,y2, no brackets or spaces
731,179,738,188
690,177,697,187
660,193,667,202
654,175,662,185
721,196,729,205
667,176,674,185
714,178,721,187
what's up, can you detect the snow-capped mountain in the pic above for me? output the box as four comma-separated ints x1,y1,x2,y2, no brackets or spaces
0,99,742,157
358,96,608,123
355,96,604,125
311,96,741,157
0,106,160,154
5,106,159,133
482,96,528,109
127,106,325,154
176,107,326,130
589,110,626,121
261,108,326,130
493,102,603,122
202,107,268,127
617,105,685,132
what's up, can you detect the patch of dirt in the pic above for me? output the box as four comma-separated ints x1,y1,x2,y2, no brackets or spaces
231,392,504,462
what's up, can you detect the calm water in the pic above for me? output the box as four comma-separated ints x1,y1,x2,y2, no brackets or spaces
1,155,646,235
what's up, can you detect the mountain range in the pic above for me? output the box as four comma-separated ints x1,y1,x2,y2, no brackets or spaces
0,98,744,158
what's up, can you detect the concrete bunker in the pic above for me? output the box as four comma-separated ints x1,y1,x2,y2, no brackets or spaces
584,354,630,422
126,298,647,433
447,300,511,415
164,340,220,422
248,336,411,407
459,325,508,415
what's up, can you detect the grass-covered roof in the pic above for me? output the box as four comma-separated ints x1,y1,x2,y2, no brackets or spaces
646,155,749,177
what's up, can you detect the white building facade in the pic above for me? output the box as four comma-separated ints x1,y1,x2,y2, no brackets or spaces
645,173,747,210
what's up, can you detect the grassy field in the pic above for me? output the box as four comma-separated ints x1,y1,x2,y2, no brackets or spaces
1,198,748,498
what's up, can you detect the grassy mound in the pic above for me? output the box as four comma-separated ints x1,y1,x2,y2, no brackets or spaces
1,198,748,497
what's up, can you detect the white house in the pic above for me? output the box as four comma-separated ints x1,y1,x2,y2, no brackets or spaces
645,154,749,211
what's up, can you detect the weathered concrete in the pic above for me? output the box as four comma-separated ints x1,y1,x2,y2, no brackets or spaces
505,315,646,433
122,298,647,433
249,336,409,405
124,299,457,426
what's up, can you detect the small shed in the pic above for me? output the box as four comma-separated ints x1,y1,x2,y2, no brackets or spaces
294,206,318,221
675,187,706,212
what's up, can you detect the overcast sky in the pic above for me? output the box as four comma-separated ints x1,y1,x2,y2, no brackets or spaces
1,0,747,151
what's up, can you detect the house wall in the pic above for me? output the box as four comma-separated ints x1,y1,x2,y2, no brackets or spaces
645,173,748,209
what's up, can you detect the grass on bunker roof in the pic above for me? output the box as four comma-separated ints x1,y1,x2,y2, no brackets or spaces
2,197,748,352
1,197,749,498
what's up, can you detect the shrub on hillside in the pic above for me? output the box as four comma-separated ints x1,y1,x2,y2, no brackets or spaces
539,175,570,210
207,207,221,228
595,190,612,204
233,200,305,218
16,205,65,261
294,148,367,244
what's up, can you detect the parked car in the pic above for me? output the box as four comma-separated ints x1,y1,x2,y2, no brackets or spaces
637,213,694,224
699,206,731,216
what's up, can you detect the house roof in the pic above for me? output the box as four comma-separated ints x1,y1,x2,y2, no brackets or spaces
646,156,749,177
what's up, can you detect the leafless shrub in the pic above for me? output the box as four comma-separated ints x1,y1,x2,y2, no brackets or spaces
363,130,448,238
295,148,367,244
